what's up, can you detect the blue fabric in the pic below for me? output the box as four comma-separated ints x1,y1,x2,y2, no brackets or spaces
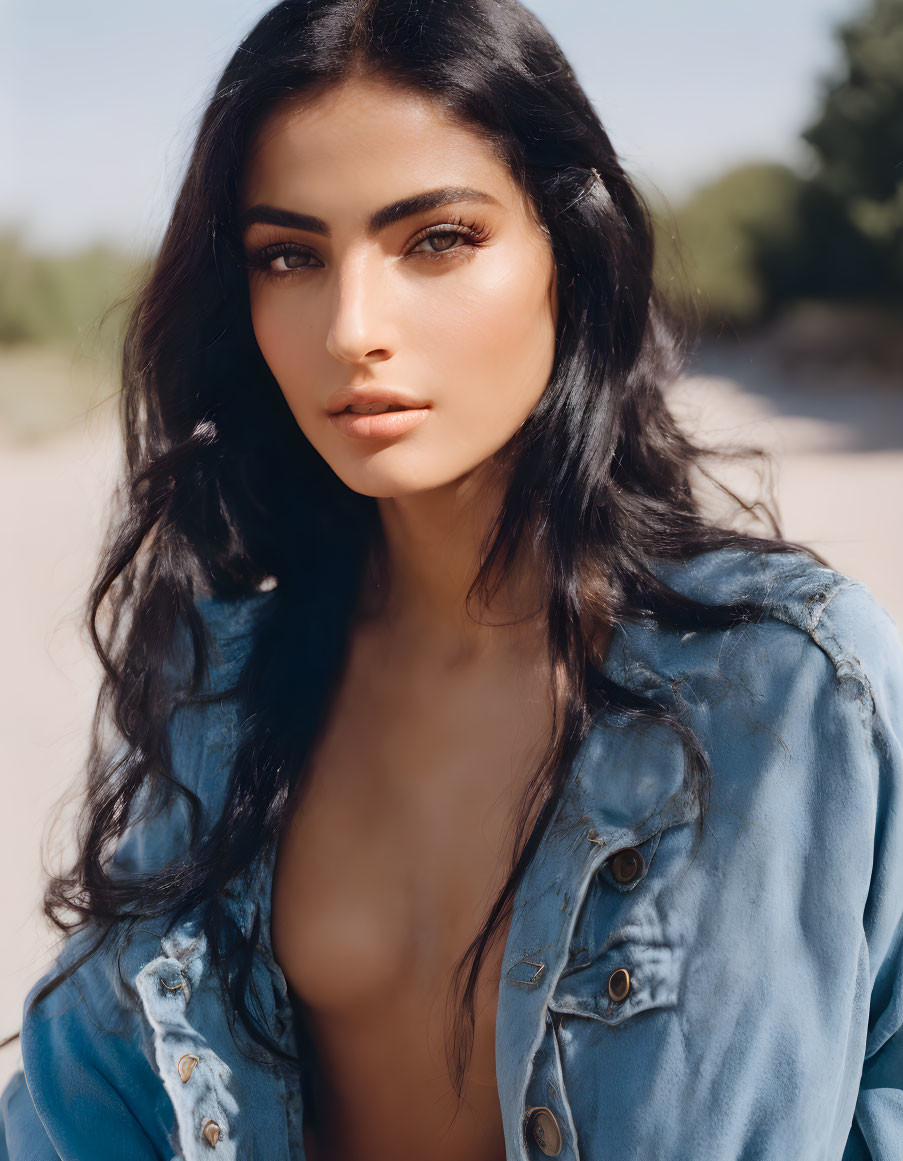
2,548,902,1159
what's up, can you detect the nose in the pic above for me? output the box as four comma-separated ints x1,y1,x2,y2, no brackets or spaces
324,253,396,366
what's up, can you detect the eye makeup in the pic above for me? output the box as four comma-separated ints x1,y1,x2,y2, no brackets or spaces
243,215,492,281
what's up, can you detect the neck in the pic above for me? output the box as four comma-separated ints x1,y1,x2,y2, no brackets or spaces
358,462,547,666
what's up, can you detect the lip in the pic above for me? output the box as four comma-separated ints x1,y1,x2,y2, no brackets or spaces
329,407,431,441
326,386,431,415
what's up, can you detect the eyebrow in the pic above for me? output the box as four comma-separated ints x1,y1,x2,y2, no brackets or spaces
237,186,502,237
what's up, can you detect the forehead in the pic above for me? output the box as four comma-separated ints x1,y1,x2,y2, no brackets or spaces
240,76,523,211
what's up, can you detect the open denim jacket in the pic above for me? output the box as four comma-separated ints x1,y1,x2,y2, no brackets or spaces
2,547,903,1160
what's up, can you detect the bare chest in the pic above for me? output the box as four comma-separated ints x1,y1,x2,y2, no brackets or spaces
271,639,554,1161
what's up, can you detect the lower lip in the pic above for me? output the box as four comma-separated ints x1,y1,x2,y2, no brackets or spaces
328,407,431,440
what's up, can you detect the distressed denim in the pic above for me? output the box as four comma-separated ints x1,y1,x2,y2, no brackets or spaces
2,547,902,1160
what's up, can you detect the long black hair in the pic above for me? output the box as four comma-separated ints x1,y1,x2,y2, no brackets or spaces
20,0,807,1113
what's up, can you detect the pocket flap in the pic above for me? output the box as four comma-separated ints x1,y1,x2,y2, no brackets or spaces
549,932,682,1026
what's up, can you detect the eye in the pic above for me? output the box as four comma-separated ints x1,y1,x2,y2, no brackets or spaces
410,229,461,255
406,218,491,260
244,243,318,279
243,216,491,281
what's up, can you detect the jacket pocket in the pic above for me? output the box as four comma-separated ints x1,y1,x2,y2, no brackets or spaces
550,823,687,1027
548,918,683,1026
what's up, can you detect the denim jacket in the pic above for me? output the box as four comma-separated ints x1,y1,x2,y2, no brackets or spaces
2,547,902,1160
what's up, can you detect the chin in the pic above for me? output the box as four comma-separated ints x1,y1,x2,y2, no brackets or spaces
329,456,483,501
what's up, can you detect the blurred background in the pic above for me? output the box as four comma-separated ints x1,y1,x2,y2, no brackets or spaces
1,0,902,1087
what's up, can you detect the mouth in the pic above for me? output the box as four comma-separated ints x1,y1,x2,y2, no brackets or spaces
339,403,414,414
328,403,431,440
326,389,432,415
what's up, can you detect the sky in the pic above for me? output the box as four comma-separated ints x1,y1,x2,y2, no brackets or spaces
2,0,860,254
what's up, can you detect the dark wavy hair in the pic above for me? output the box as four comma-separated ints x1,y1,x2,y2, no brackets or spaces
13,0,808,1119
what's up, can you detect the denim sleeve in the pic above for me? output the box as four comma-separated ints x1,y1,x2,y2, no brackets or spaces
9,959,170,1161
830,588,903,1159
0,1068,61,1160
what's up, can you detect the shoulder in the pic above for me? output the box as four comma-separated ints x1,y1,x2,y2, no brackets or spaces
655,543,896,654
599,546,903,869
614,546,903,731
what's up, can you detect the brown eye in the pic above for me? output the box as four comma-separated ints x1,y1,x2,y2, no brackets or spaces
244,243,318,279
270,249,314,272
407,218,491,259
412,229,466,255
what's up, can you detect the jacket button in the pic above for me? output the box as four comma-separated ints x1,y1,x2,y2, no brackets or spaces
610,846,644,883
178,1054,199,1082
201,1118,221,1146
526,1106,562,1156
608,967,631,1002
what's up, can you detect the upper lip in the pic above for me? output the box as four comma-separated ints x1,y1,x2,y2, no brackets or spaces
326,387,431,415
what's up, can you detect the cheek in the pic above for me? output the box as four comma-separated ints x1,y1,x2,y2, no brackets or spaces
248,287,319,406
428,254,557,428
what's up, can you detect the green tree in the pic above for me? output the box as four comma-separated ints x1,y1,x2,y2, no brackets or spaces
802,0,903,289
664,163,807,328
653,162,874,331
0,229,147,352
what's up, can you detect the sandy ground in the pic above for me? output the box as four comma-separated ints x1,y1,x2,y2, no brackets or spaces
0,353,901,1090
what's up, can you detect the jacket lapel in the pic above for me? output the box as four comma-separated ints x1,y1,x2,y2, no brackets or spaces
495,699,699,1159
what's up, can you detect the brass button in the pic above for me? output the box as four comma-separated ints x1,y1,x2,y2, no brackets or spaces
610,846,644,884
202,1118,221,1147
608,967,631,1002
526,1106,562,1156
178,1054,198,1083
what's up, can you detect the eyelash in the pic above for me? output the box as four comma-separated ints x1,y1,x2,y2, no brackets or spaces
243,216,491,281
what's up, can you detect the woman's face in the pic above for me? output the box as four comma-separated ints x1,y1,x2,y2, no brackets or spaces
238,75,558,499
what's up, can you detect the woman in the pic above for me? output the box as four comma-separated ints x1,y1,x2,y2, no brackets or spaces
1,1,901,1158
